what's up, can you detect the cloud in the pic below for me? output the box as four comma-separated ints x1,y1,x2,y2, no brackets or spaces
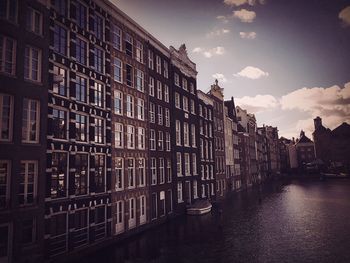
233,9,256,22
212,73,227,83
239,31,257,39
236,94,279,113
234,66,269,79
193,46,225,58
223,0,266,6
206,29,230,38
339,6,350,26
217,15,229,23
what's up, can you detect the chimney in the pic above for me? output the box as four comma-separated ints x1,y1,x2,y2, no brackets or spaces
314,116,322,130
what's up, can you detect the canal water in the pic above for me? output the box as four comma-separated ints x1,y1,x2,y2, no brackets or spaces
74,179,350,263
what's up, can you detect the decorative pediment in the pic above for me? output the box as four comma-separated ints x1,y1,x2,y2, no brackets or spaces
170,44,197,78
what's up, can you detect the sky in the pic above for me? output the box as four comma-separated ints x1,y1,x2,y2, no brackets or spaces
112,0,350,139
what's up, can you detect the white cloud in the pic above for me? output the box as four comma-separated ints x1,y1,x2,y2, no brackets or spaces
239,31,257,39
212,73,228,83
339,6,350,26
236,94,278,113
193,46,225,58
233,9,256,23
216,15,229,24
224,0,266,6
234,66,269,79
206,29,230,38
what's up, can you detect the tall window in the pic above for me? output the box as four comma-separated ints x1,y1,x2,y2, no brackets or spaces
150,129,156,150
126,125,135,149
190,83,195,93
94,82,104,108
94,13,104,40
149,102,155,123
112,25,122,50
22,98,40,143
0,35,16,75
0,0,18,22
0,94,13,141
184,153,190,176
193,180,198,199
126,95,134,118
125,33,133,57
191,124,196,147
0,161,10,208
190,100,195,114
151,158,157,185
138,127,145,150
158,131,164,151
174,73,180,86
115,200,124,233
115,123,123,148
115,158,123,191
54,24,67,56
127,158,135,188
27,8,42,35
183,96,188,112
177,182,183,203
113,58,122,83
76,1,87,29
182,78,188,91
138,158,145,187
159,158,165,184
136,69,144,92
129,198,135,226
183,122,189,146
75,153,88,195
126,64,133,87
176,152,182,176
76,75,87,103
76,37,87,65
175,120,181,145
94,47,104,73
51,152,67,198
136,41,143,63
75,113,87,142
157,81,162,100
53,65,67,96
156,55,161,74
148,50,154,69
164,61,168,78
52,108,67,139
114,90,123,115
94,117,104,144
175,93,180,108
164,85,169,102
137,99,144,120
19,161,37,205
149,76,154,96
24,46,41,82
165,132,170,151
165,109,170,127
158,105,163,125
192,153,197,175
140,195,146,223
166,159,172,183
94,154,105,193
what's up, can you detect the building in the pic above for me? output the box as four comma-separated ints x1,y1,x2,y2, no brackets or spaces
295,130,315,168
197,90,215,200
0,1,49,262
256,129,268,181
279,137,292,173
237,124,250,188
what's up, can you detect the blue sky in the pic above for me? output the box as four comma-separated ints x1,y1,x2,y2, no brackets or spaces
112,0,350,138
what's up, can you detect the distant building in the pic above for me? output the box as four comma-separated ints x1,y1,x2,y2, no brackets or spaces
295,131,315,168
237,124,250,188
279,137,292,173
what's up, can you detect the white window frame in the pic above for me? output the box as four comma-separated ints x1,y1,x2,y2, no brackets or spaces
0,94,13,142
114,123,123,148
24,45,42,82
22,98,40,143
115,158,124,191
19,160,38,206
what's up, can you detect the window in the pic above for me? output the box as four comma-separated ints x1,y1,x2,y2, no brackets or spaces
138,158,146,187
115,158,123,191
74,76,87,103
151,158,157,185
175,93,180,108
94,117,104,144
175,120,181,145
26,8,42,36
158,105,163,125
112,25,122,50
136,69,144,92
73,209,88,247
159,158,165,184
126,64,133,87
176,152,182,176
129,198,136,226
174,73,180,86
199,105,203,116
183,122,189,146
76,37,87,65
126,125,135,149
0,94,13,141
52,0,67,16
127,158,135,188
150,129,156,150
192,153,197,175
166,159,172,183
137,99,145,120
75,113,87,142
22,99,39,143
113,58,122,83
158,131,164,151
156,55,161,74
157,81,162,100
94,82,104,108
94,47,104,73
183,96,188,112
146,48,153,69
53,65,67,96
19,161,37,205
149,102,155,123
76,1,87,29
138,127,145,150
94,13,104,40
140,195,146,223
22,218,36,245
164,61,168,78
54,24,67,56
0,35,16,75
165,109,170,127
190,100,195,114
115,200,124,233
114,123,123,148
94,154,105,193
149,77,154,96
165,132,170,151
136,41,143,63
52,108,67,139
164,85,169,102
51,152,67,198
0,161,10,208
191,124,196,147
208,109,212,120
0,0,18,22
190,83,195,93
184,154,190,176
114,91,123,115
200,139,204,159
182,78,188,91
75,153,88,195
126,95,134,118
125,33,133,57
177,182,183,202
24,46,41,82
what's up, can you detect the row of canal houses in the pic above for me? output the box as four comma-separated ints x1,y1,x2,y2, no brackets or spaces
0,0,281,262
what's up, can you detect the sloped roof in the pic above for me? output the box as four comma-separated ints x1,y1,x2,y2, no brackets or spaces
331,122,350,137
296,134,313,144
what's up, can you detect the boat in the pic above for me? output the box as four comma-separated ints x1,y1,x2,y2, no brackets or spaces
187,199,212,215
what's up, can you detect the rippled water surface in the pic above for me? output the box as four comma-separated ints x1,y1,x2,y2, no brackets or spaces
75,180,350,263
